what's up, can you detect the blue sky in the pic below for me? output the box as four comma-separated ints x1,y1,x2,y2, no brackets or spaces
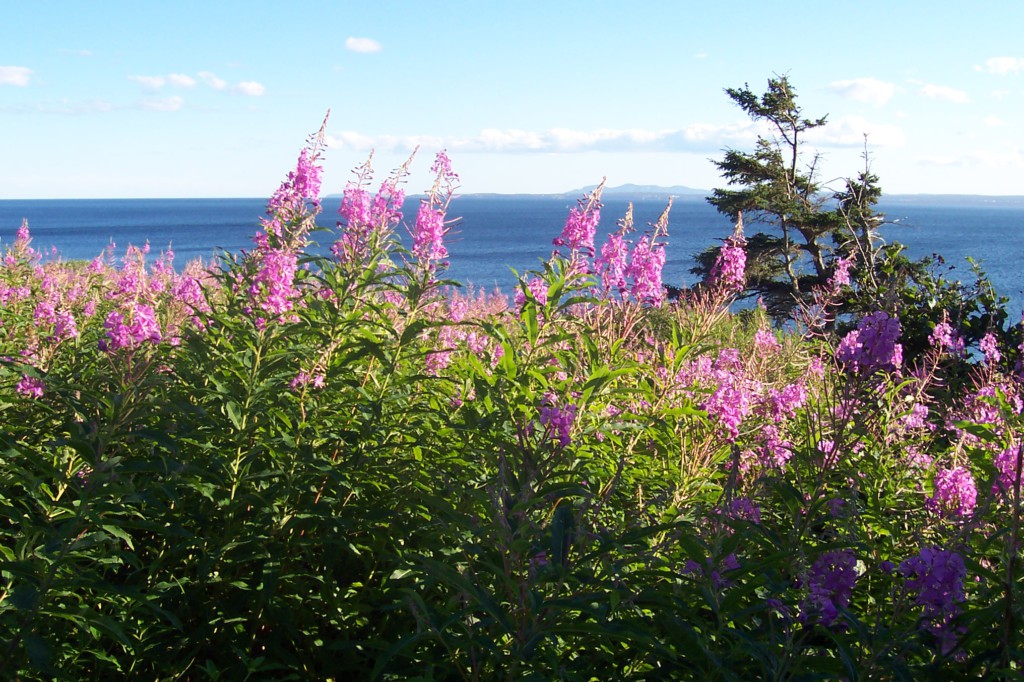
3,1,1024,199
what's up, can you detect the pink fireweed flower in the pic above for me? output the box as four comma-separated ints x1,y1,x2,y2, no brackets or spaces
53,309,78,342
992,445,1023,498
927,466,977,519
979,332,1001,365
756,424,794,469
332,179,406,265
594,231,629,296
753,328,781,354
412,202,448,265
16,375,44,399
100,304,162,352
900,402,930,431
260,135,325,250
766,382,807,421
553,188,602,258
708,235,746,294
514,277,549,309
625,236,665,305
683,553,740,590
829,256,854,290
249,248,300,318
899,547,966,656
538,399,577,448
6,219,39,265
800,549,859,627
704,373,755,441
720,497,762,525
289,371,325,391
930,321,965,356
836,311,903,374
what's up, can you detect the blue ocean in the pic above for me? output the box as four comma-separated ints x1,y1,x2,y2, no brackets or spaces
1,194,1023,316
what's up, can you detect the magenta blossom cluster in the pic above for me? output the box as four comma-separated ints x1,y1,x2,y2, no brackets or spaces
16,375,45,399
412,203,448,266
708,235,746,294
930,321,966,357
248,248,299,319
332,172,406,265
899,547,966,656
412,151,459,273
829,256,853,291
538,397,577,448
683,552,740,590
992,445,1022,498
100,304,162,352
800,549,859,627
979,332,1001,365
594,232,629,295
927,466,977,519
836,311,903,374
513,277,549,310
624,236,666,305
261,147,324,249
553,200,601,258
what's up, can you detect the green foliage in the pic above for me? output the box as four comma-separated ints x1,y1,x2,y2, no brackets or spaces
3,122,1024,680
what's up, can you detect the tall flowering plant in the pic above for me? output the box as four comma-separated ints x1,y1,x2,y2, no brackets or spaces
245,112,328,322
411,150,459,279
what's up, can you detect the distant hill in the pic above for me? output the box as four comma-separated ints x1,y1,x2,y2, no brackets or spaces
435,184,710,201
568,183,709,199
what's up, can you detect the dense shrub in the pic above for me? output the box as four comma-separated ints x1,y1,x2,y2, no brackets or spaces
2,122,1024,680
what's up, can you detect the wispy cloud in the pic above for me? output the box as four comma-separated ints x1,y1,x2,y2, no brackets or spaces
975,56,1024,75
231,81,265,96
983,115,1004,127
198,71,227,90
130,71,260,96
918,148,1024,169
919,83,969,103
0,66,33,86
807,115,906,148
824,77,895,106
129,75,167,90
168,73,196,87
326,120,905,156
138,96,184,112
345,37,382,53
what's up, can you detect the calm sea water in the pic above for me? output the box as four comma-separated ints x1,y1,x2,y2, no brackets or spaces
1,195,1022,316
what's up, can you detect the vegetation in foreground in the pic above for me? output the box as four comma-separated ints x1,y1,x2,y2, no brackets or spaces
2,85,1024,680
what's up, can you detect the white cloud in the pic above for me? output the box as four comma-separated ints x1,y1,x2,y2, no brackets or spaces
345,37,382,53
918,148,1024,170
328,122,762,155
807,115,907,148
231,81,265,96
976,56,1024,75
325,118,913,157
824,77,895,106
168,73,196,87
129,75,167,90
0,66,33,86
983,115,1004,127
198,71,226,90
139,96,184,112
920,83,969,103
